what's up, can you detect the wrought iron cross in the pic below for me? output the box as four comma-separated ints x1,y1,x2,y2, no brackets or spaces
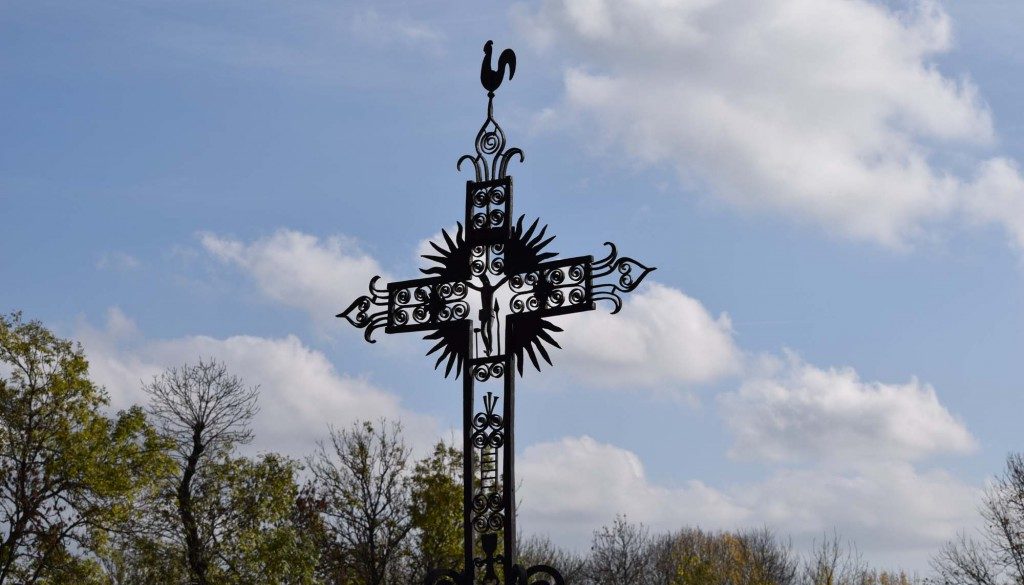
338,41,654,585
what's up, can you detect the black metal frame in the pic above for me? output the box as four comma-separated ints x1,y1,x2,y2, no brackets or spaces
338,41,654,585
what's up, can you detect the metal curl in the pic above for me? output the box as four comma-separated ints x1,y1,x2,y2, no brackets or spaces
458,96,524,182
362,313,388,343
593,242,618,272
496,147,524,179
425,568,465,585
368,275,388,300
593,287,624,314
337,294,389,343
457,154,485,182
522,564,566,585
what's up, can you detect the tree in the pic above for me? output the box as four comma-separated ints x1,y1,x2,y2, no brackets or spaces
408,441,463,577
518,534,588,585
190,453,318,584
308,419,413,585
932,453,1024,585
647,527,797,585
588,515,654,585
143,359,260,585
802,531,867,585
0,312,170,584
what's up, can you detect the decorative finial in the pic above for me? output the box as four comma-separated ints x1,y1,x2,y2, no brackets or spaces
480,40,516,97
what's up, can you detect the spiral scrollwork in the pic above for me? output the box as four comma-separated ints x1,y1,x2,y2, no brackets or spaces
470,493,505,532
473,188,489,208
473,514,489,532
389,281,470,327
508,263,588,315
337,276,389,343
472,493,489,513
490,186,506,205
472,425,503,449
457,96,524,182
471,391,504,448
472,361,505,382
487,512,504,531
479,126,503,156
590,243,656,314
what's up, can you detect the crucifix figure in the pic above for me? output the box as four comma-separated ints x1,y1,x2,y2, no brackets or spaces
338,40,654,585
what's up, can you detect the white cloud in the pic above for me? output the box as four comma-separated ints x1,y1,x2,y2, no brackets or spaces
963,157,1024,250
517,435,979,568
557,283,741,390
720,352,977,464
513,0,1024,250
518,435,749,542
517,348,980,567
78,308,438,458
737,461,979,558
201,229,386,323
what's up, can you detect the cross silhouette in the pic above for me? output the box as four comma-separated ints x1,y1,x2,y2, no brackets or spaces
337,41,654,585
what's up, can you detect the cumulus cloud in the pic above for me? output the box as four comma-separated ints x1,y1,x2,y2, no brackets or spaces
517,348,979,566
518,435,749,542
513,0,1024,250
720,352,977,464
737,461,978,556
963,157,1024,250
78,308,438,458
518,435,978,567
200,229,385,322
557,283,742,390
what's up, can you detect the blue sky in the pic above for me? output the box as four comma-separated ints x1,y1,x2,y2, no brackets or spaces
3,0,1024,572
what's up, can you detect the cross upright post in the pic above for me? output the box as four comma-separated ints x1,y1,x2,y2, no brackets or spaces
338,41,655,585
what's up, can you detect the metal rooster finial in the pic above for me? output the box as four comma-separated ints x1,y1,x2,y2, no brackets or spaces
480,40,516,97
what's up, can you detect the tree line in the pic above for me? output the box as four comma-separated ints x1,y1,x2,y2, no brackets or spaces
2,312,1021,585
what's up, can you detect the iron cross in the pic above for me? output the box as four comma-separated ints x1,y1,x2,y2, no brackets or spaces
338,41,654,585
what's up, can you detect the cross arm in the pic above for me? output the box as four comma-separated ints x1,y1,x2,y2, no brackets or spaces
590,242,655,313
506,244,654,320
503,245,654,374
337,274,472,377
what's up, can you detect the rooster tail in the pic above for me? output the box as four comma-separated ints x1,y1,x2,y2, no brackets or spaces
498,48,516,82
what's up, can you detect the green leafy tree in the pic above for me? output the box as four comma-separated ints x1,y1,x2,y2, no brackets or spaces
408,441,463,576
191,453,318,584
99,453,317,585
626,525,798,585
0,312,171,584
